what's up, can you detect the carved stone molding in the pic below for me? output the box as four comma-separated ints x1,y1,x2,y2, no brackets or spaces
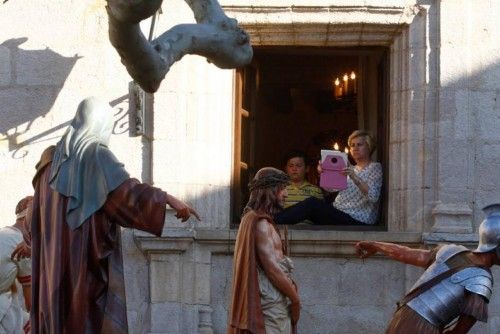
135,228,423,257
198,306,214,334
222,2,423,46
430,201,474,234
423,231,478,247
134,235,194,257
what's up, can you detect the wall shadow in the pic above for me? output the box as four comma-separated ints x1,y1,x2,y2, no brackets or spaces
0,37,80,155
0,37,131,158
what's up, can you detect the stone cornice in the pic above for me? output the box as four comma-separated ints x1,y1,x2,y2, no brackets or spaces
221,3,422,26
134,228,424,258
219,2,422,46
133,229,195,256
423,232,478,247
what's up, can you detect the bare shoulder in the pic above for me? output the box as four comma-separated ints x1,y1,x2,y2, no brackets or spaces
255,218,272,236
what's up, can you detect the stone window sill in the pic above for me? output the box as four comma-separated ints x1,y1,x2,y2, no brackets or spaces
134,228,425,257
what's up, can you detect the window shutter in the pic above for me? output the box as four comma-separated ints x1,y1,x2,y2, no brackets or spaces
233,65,259,223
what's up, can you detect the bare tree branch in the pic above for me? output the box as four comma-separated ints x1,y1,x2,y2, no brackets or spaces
106,0,253,93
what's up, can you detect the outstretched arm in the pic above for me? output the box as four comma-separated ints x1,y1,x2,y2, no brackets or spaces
355,241,433,268
166,194,201,222
104,178,201,237
255,219,300,324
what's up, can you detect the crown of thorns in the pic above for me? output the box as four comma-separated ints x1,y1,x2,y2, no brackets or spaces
248,171,290,192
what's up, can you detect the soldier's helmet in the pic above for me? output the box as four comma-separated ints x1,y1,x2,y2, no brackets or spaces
474,203,500,254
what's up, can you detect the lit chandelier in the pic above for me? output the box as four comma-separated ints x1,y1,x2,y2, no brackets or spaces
333,71,357,99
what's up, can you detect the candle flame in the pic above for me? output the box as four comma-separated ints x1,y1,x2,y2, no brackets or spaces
333,142,339,150
350,71,356,80
334,78,340,86
344,147,349,154
343,74,348,81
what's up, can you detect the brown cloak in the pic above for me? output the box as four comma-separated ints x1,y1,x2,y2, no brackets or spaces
30,146,167,334
228,210,295,334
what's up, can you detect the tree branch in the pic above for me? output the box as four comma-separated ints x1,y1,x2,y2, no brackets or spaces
106,0,253,93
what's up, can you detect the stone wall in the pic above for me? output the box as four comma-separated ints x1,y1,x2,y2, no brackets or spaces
136,230,500,333
436,0,500,228
212,255,500,334
0,0,143,224
2,0,500,333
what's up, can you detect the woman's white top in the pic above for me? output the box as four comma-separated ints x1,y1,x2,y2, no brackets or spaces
333,162,383,224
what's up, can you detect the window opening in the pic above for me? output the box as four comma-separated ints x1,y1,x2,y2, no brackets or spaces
232,46,389,229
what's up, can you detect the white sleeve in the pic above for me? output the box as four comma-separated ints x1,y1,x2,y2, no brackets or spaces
363,163,382,203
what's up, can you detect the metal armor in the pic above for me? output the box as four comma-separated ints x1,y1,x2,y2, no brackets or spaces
406,244,493,328
474,203,500,255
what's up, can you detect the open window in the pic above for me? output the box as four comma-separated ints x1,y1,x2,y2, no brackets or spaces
232,46,389,229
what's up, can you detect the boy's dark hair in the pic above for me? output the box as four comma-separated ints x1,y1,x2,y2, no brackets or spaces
283,149,309,166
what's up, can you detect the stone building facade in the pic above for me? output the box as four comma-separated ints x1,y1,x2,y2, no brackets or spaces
1,0,500,333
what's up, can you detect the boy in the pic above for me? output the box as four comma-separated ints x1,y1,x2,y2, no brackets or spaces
284,150,323,208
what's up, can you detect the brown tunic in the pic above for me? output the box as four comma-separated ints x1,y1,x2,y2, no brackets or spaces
386,248,489,334
228,210,296,334
30,146,167,334
228,210,268,334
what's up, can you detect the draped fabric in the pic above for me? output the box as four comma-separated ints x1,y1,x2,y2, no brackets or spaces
385,305,441,334
49,97,129,230
228,210,269,334
228,210,295,334
257,257,294,334
30,147,167,334
385,294,487,334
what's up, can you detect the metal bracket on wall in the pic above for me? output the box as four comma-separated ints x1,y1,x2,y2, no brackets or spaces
128,81,151,138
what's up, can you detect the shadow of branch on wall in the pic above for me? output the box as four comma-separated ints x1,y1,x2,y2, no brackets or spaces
0,38,133,159
0,37,80,156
